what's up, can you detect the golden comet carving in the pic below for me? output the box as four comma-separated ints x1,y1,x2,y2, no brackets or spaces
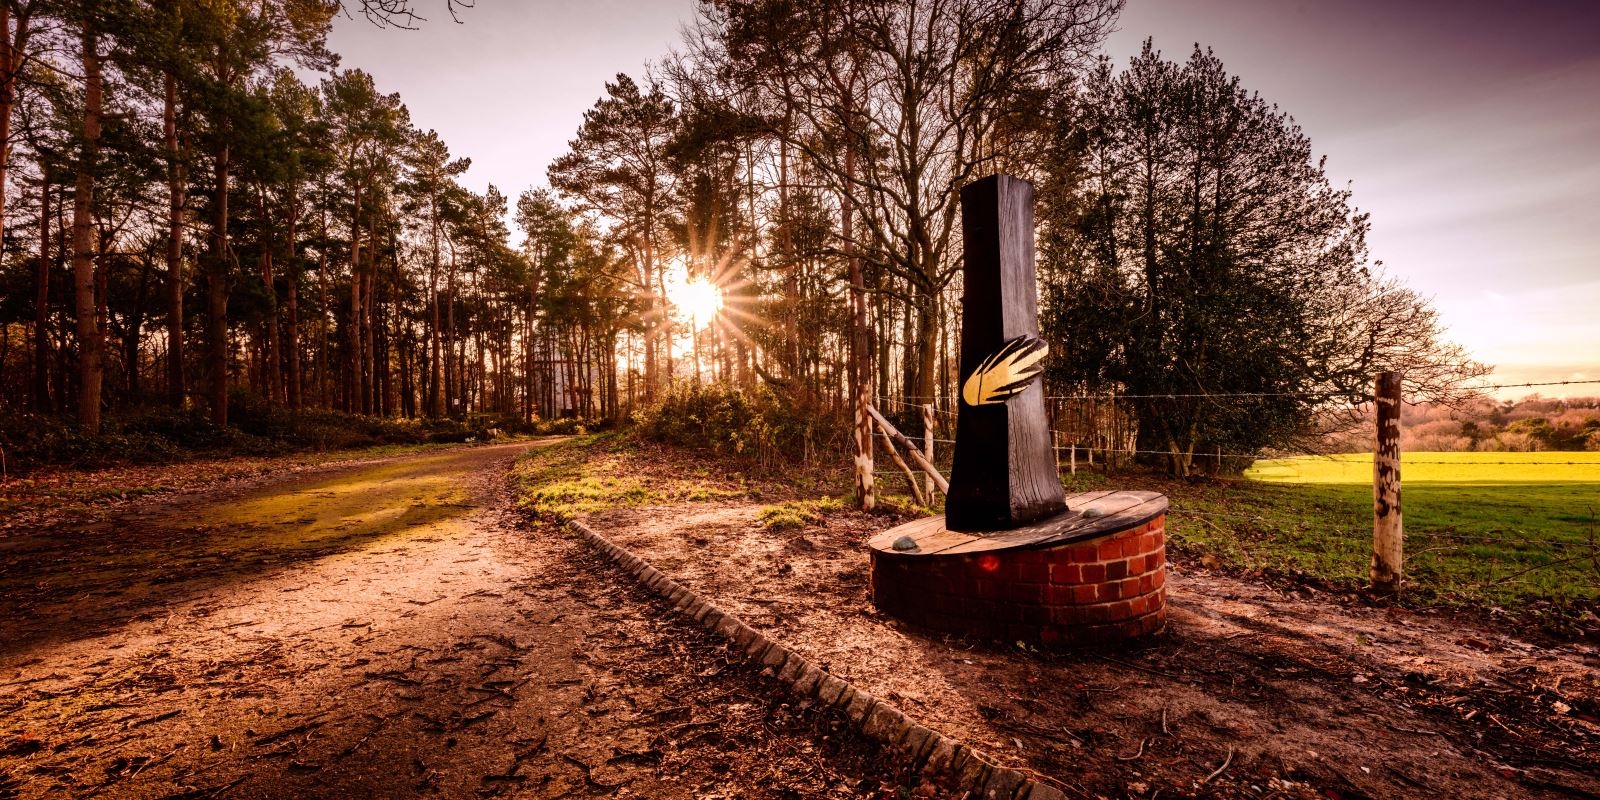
961,335,1048,406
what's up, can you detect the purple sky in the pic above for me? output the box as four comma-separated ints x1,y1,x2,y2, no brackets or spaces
326,0,1600,392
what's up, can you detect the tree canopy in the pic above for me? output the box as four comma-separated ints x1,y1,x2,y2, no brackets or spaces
0,0,1486,473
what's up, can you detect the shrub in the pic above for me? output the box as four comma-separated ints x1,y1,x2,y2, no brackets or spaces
0,413,186,472
633,381,846,468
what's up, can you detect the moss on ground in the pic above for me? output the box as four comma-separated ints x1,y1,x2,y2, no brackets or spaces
758,497,847,531
512,434,754,523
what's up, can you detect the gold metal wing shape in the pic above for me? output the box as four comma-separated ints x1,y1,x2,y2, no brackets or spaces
961,335,1048,406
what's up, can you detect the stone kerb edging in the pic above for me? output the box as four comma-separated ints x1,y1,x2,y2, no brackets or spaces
564,518,1068,800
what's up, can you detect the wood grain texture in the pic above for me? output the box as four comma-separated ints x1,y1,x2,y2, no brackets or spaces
868,490,1168,557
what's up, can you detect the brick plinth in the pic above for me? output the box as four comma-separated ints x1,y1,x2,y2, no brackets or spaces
870,515,1167,644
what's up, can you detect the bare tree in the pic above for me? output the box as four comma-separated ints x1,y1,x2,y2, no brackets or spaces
698,0,1120,402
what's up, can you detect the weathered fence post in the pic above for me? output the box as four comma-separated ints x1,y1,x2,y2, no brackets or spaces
923,403,936,501
855,391,875,510
1069,442,1076,475
1372,371,1403,594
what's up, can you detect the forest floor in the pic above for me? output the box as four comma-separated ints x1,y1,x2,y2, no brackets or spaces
520,435,1600,800
0,440,912,799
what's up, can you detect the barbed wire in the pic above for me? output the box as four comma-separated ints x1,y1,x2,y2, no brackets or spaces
889,390,1368,401
1369,458,1600,466
871,383,1600,469
871,430,956,445
1046,390,1370,401
867,420,1599,466
879,377,1600,407
1056,445,1290,460
1467,379,1600,391
1253,454,1600,466
875,396,954,415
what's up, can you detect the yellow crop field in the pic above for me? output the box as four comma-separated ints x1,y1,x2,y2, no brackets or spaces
1245,451,1600,485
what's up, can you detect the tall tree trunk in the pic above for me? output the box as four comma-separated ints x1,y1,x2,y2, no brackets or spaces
0,3,34,251
207,137,231,425
846,140,874,510
53,190,67,406
399,319,412,417
258,191,280,404
427,203,442,417
445,243,457,416
285,184,300,411
900,292,915,399
607,334,620,422
33,165,49,411
521,302,531,420
640,234,657,401
316,196,330,409
286,272,300,410
780,136,800,383
915,295,938,403
125,255,152,397
71,26,103,434
363,213,378,414
386,228,402,415
164,72,187,408
347,184,362,413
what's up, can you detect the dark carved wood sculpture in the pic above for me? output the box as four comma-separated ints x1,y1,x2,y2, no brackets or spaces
869,174,1169,645
944,175,1068,531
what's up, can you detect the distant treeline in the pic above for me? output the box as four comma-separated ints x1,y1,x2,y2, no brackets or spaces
1324,396,1600,452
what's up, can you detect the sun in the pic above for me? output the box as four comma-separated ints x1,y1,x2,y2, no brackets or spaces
670,276,724,330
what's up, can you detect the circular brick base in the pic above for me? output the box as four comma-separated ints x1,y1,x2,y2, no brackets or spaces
870,512,1167,645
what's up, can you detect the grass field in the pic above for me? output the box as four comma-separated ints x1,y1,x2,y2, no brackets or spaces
1145,452,1600,612
865,449,1600,611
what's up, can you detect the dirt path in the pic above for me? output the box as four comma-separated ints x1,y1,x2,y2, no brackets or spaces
0,442,902,799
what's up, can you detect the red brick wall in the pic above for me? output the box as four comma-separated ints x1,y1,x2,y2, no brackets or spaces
870,516,1167,644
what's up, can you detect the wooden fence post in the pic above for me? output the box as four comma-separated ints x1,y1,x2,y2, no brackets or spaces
1372,371,1403,594
922,403,935,501
1069,442,1076,475
855,390,875,510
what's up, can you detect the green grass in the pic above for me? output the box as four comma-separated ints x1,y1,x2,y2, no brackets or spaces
511,433,753,522
1169,452,1600,612
510,436,1599,618
759,497,847,531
